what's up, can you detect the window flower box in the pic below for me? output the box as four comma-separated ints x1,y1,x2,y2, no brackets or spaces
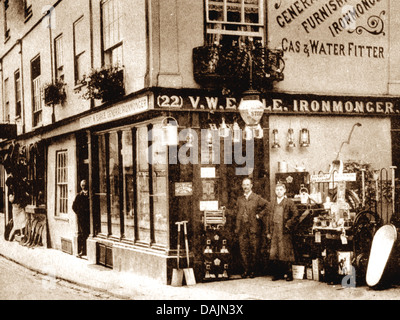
193,41,285,94
80,66,125,103
43,80,66,106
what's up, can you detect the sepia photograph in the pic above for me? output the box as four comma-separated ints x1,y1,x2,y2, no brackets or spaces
0,0,399,311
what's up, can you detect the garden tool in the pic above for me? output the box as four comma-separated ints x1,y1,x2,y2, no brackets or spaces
171,221,184,286
182,220,196,285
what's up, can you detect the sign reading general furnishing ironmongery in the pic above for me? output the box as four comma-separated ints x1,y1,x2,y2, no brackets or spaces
269,0,388,96
80,95,149,128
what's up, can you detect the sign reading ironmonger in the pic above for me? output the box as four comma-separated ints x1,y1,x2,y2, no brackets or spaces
155,91,400,116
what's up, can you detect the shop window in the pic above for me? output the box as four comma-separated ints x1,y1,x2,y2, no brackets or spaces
98,134,109,235
137,126,151,243
136,124,168,245
94,121,169,246
121,130,135,240
206,0,264,45
148,123,168,245
31,55,41,127
27,142,45,207
54,34,64,81
56,150,68,216
109,131,121,238
102,0,123,67
14,70,21,118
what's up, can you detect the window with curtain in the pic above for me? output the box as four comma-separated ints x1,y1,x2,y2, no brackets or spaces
206,0,264,45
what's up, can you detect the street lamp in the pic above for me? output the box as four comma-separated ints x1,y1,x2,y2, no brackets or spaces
161,117,179,146
238,43,264,138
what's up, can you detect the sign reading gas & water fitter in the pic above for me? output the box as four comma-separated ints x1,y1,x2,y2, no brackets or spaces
269,0,388,94
155,90,400,116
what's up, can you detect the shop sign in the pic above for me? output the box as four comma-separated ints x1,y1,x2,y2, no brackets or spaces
175,182,193,196
267,0,388,94
199,200,219,211
201,167,216,178
310,172,357,183
155,90,400,116
80,95,149,128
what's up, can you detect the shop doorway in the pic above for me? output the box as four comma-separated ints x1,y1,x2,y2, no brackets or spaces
76,132,89,187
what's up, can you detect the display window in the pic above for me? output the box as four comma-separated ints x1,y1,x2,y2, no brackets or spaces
93,120,169,247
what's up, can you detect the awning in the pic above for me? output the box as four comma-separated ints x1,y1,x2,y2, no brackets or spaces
0,123,17,139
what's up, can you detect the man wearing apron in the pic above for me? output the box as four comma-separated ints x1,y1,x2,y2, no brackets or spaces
267,182,300,281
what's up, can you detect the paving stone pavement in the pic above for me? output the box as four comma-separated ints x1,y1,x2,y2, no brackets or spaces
0,216,399,300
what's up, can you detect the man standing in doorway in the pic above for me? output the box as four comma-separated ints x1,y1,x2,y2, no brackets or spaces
235,177,269,278
73,179,90,258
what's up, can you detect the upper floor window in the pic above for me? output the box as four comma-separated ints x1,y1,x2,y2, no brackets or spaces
14,70,21,118
24,0,32,20
3,0,10,41
54,34,64,81
206,0,264,45
3,77,9,123
73,17,88,84
31,55,41,127
102,0,123,67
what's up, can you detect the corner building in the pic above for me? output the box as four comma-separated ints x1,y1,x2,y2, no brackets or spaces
0,0,399,284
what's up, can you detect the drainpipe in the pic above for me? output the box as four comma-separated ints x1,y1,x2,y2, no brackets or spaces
46,9,55,123
0,58,3,123
89,0,94,109
18,39,25,134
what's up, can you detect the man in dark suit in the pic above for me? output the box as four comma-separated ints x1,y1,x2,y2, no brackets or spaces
235,177,269,278
72,179,90,258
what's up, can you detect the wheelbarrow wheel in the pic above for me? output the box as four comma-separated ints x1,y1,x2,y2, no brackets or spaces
352,210,381,284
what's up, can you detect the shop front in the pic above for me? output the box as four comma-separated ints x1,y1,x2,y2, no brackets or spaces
80,88,270,283
81,86,400,285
